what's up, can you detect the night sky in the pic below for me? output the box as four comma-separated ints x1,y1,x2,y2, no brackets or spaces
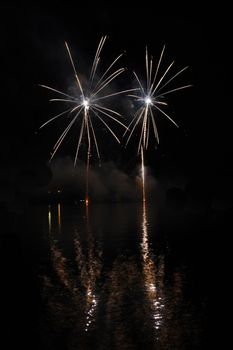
0,3,232,348
0,2,232,200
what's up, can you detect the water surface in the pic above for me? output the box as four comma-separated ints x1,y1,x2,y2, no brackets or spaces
28,201,207,349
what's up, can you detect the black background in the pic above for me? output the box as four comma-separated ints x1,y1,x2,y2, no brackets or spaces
1,3,231,174
0,2,232,348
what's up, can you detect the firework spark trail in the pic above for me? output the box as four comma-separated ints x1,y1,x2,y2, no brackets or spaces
40,36,136,205
141,146,146,202
125,46,191,202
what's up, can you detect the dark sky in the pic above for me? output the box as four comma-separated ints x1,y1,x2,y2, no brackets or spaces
0,2,231,186
1,6,231,348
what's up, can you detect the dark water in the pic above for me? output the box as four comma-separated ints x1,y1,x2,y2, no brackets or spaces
2,199,224,349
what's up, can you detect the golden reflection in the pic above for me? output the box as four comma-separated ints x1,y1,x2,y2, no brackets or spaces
48,205,51,234
42,204,193,348
57,203,61,233
44,206,102,335
47,204,62,234
73,216,101,332
50,243,76,291
141,201,165,332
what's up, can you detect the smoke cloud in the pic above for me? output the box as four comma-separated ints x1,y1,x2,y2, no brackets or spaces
48,156,157,202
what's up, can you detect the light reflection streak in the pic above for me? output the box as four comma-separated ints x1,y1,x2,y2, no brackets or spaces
42,204,195,348
50,242,75,292
141,202,165,333
82,207,101,332
57,203,61,233
47,204,62,234
45,205,101,335
48,205,51,234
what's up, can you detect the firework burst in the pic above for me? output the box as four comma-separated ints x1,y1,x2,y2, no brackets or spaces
125,46,191,201
40,36,135,203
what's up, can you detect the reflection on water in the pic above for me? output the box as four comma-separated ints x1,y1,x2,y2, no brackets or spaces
141,201,164,335
39,202,205,349
48,205,51,234
57,203,61,233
